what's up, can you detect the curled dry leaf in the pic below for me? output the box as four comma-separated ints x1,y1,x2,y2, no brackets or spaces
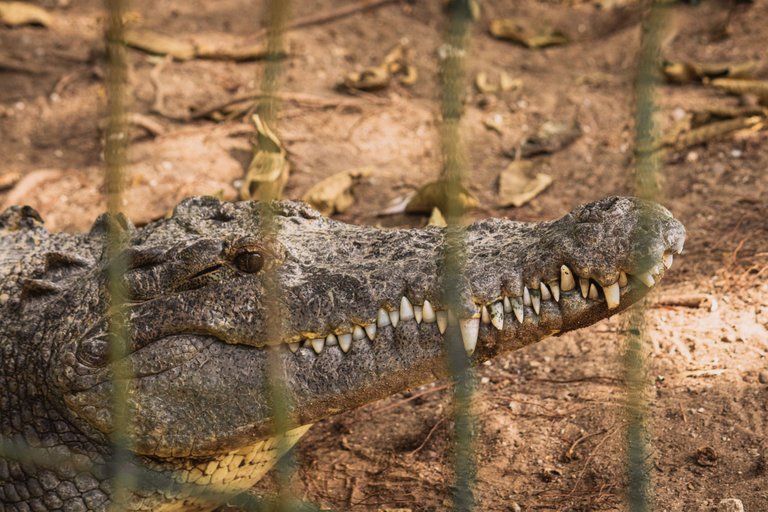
662,60,760,83
489,19,568,49
667,116,762,151
240,115,289,201
0,1,52,27
343,41,417,91
708,78,768,104
124,28,196,61
476,71,521,94
405,180,478,214
507,119,582,159
302,167,372,216
498,160,552,208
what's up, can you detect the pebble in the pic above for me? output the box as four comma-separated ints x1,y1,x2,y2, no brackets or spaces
759,371,768,385
510,503,522,512
718,498,744,512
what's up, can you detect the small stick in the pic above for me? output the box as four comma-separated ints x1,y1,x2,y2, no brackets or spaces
409,416,446,455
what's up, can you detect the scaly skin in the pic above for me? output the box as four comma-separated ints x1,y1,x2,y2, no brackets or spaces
0,196,685,511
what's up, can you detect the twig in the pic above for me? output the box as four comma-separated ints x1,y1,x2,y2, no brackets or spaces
652,293,716,309
372,383,450,415
254,0,400,39
563,429,608,463
566,425,621,497
409,416,447,455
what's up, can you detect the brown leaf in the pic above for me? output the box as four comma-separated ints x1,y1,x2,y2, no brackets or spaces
0,171,21,191
427,207,447,227
489,19,568,49
124,28,196,61
301,167,372,216
405,180,478,214
498,160,552,208
240,115,290,201
507,120,582,158
0,2,52,27
662,60,760,83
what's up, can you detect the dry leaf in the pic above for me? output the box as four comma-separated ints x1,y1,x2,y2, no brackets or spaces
668,116,762,151
343,41,417,91
240,115,289,201
405,180,478,214
344,65,390,91
498,160,552,208
507,119,582,158
302,167,372,216
662,60,760,83
483,114,504,134
499,72,521,92
195,40,271,61
0,171,21,191
0,1,52,27
489,19,568,49
124,28,196,61
475,72,498,94
708,78,768,103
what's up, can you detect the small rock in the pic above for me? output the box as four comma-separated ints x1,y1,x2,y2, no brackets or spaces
510,503,522,512
758,371,768,385
718,498,744,512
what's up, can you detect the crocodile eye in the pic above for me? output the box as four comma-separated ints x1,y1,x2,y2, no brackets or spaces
233,251,264,274
77,336,110,368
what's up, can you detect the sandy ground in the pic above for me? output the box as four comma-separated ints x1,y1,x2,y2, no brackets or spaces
1,0,767,510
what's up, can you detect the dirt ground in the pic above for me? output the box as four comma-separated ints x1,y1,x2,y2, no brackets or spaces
2,0,767,511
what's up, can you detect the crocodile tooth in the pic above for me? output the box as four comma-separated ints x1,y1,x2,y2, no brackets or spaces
540,283,551,301
311,338,325,354
480,305,491,324
603,282,620,309
618,271,628,288
588,283,599,300
489,301,504,330
663,252,674,269
459,318,479,355
389,310,400,327
579,277,590,298
523,287,532,307
414,305,423,323
352,325,367,340
377,308,391,327
503,296,512,313
549,282,560,302
532,291,541,315
422,300,436,323
560,265,576,291
364,323,377,340
399,297,414,322
325,333,338,346
637,271,655,287
436,311,448,334
512,297,524,323
338,333,352,353
288,342,300,353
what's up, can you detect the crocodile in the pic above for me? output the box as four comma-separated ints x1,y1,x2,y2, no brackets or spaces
0,195,685,511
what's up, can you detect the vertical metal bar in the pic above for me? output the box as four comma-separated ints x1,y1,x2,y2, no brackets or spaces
628,2,667,511
103,0,133,509
439,2,476,511
258,1,295,511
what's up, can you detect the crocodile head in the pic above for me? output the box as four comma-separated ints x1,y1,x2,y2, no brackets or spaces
1,195,684,509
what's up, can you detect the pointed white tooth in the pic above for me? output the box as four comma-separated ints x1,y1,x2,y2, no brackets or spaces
338,333,352,353
663,252,674,269
364,323,377,340
579,277,590,298
310,338,325,354
588,283,599,300
523,287,532,306
489,301,504,330
288,342,300,353
352,325,367,340
532,292,541,315
377,308,391,327
436,311,448,334
459,318,479,355
560,265,576,291
619,271,628,288
480,305,491,324
414,305,423,324
389,310,400,327
422,300,436,323
540,283,551,301
325,333,338,346
549,282,560,302
399,297,414,322
512,297,524,323
503,296,512,313
637,271,655,287
603,282,620,309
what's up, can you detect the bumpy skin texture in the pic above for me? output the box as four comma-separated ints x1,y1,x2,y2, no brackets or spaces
0,196,685,511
